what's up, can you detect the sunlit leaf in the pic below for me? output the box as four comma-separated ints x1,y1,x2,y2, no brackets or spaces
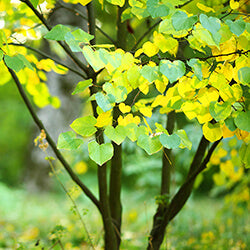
209,101,231,121
160,60,185,83
203,122,223,142
70,116,97,137
104,125,127,145
88,141,114,166
44,24,71,41
72,79,93,95
137,134,162,155
175,129,192,150
95,92,114,112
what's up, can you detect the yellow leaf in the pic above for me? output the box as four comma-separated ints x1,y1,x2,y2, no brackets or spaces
203,122,223,142
95,111,112,127
213,173,225,185
143,117,152,134
142,41,159,57
196,106,213,124
139,106,152,117
155,79,167,93
74,161,88,174
79,0,92,5
119,103,131,113
178,77,196,99
181,101,200,120
197,3,215,12
139,81,149,95
135,48,143,57
153,31,178,54
118,114,140,126
230,0,239,9
198,87,219,107
222,124,235,138
152,95,168,108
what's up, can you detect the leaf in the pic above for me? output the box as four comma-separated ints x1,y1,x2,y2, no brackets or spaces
160,60,186,83
106,0,125,7
238,67,250,85
142,41,159,57
65,32,82,52
104,125,127,145
72,79,93,95
95,92,114,112
57,131,83,150
79,0,92,6
209,101,231,121
147,0,169,18
234,111,250,132
95,111,113,127
30,0,39,8
199,14,221,36
126,124,147,142
175,129,192,150
172,11,198,31
82,46,105,72
44,24,71,41
103,82,127,103
137,134,162,155
159,133,181,149
225,117,237,131
239,143,250,168
70,116,97,137
203,122,223,142
196,3,215,12
187,58,203,81
140,65,159,83
225,19,245,37
0,50,3,61
4,55,24,72
88,141,114,166
17,54,34,70
71,28,94,43
119,103,131,113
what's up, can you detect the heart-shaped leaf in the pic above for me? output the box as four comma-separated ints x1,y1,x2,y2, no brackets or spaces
209,101,231,121
137,134,162,155
172,11,198,31
88,141,114,166
95,92,114,112
57,131,83,150
72,79,93,95
44,24,71,41
234,111,250,132
104,125,127,145
199,14,221,36
159,133,181,149
160,60,186,83
225,19,245,37
70,116,97,137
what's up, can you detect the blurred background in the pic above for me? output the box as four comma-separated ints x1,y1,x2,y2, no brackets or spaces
0,0,249,249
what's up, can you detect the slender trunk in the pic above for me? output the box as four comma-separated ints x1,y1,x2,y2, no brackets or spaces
107,3,128,248
148,136,211,249
148,111,175,249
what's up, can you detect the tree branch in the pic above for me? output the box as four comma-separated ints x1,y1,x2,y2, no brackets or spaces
20,0,89,75
6,64,101,212
57,1,116,45
7,43,87,79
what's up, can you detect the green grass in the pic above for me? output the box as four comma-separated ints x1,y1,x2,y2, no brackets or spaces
0,182,249,249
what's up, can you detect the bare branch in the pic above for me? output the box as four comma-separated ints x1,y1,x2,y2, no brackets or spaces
6,64,101,212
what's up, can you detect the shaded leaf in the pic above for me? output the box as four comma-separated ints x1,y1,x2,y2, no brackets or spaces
4,55,24,72
57,131,83,150
44,24,71,41
137,134,162,155
234,111,250,132
72,79,93,95
104,125,127,145
70,116,97,137
159,133,181,149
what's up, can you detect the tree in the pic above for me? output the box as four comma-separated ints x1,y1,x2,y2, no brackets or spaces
0,0,249,249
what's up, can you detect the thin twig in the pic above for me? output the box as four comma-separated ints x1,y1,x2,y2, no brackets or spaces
5,64,101,212
7,43,87,79
57,1,116,45
20,0,89,75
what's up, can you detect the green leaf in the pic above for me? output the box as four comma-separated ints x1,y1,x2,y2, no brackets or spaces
160,60,186,83
234,111,250,132
65,32,82,52
103,82,127,103
30,0,39,8
187,58,203,81
159,133,181,149
70,116,97,137
4,55,24,72
137,134,162,155
175,129,192,150
126,124,148,142
95,92,113,112
147,0,169,18
71,28,94,43
72,79,93,95
239,143,250,168
121,8,133,22
199,14,221,36
225,19,245,37
238,67,250,85
140,65,159,83
57,131,83,150
106,0,125,7
82,46,105,72
172,11,197,31
225,117,237,131
0,50,3,61
44,24,71,41
88,141,114,166
209,101,231,121
17,54,34,70
104,125,127,145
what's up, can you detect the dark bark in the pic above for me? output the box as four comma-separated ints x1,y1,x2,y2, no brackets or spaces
148,136,216,249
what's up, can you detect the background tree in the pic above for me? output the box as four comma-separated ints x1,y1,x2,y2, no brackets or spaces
0,0,249,249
